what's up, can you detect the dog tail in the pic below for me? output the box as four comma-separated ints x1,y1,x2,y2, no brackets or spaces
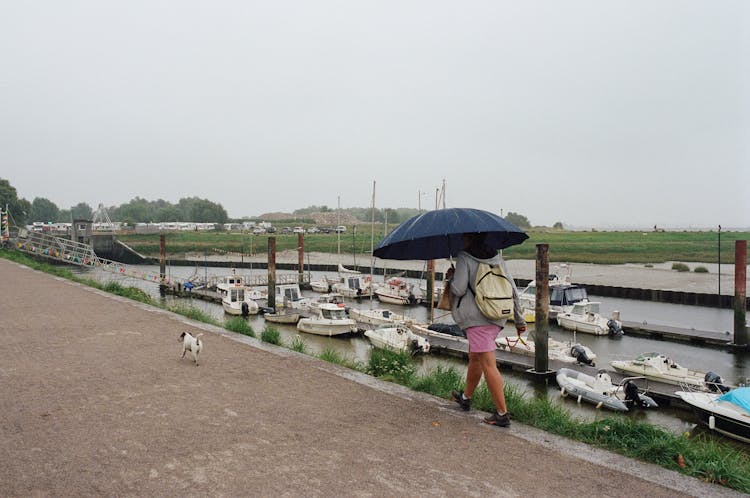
196,333,204,339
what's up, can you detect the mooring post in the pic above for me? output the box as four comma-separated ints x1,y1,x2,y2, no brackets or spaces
268,237,276,311
159,233,166,283
298,233,304,286
734,240,748,347
534,243,550,374
426,259,435,322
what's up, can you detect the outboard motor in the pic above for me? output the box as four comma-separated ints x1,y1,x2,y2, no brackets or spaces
623,380,644,409
241,301,250,317
408,293,417,305
570,344,595,366
410,338,423,356
607,319,623,338
705,371,730,393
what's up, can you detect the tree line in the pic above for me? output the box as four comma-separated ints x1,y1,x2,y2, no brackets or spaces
1,177,537,229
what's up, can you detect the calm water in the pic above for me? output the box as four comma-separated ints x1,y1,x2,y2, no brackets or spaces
72,263,750,446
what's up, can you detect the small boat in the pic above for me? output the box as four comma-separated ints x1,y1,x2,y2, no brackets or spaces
556,368,658,412
495,335,597,365
296,303,359,337
348,307,413,326
292,293,347,312
374,278,419,305
519,266,588,319
310,277,332,293
331,274,374,299
264,311,301,324
215,271,247,296
364,324,430,354
222,287,260,316
610,352,729,391
676,387,750,444
556,301,623,337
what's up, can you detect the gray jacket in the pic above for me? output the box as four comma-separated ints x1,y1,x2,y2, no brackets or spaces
449,250,526,330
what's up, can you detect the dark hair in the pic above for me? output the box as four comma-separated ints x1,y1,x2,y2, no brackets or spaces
465,232,496,259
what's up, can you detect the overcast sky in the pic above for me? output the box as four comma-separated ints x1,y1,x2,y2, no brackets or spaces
1,1,748,229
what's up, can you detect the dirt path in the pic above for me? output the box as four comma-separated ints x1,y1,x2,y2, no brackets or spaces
0,259,738,497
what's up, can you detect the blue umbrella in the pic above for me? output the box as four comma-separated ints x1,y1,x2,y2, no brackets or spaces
373,207,528,261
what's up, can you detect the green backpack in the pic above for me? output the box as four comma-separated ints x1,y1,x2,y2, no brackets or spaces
470,263,514,320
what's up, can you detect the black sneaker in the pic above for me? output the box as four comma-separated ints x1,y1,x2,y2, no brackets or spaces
451,390,471,411
483,411,511,427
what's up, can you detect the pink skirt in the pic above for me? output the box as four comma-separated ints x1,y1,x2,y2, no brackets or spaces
465,324,501,353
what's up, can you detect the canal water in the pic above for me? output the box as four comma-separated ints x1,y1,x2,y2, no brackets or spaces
72,263,750,447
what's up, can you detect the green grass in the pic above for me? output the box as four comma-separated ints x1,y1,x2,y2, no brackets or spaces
260,326,281,345
224,317,255,337
317,348,362,370
365,348,416,384
117,229,750,265
166,304,221,326
289,335,309,353
672,262,690,272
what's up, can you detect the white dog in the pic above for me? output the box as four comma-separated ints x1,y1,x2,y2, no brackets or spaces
179,331,204,366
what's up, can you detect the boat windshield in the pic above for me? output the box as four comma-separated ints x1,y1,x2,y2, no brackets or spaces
322,308,347,320
551,286,588,306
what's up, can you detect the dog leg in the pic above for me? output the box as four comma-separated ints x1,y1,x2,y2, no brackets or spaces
181,346,187,359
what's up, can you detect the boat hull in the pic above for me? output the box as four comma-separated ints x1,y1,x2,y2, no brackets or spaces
557,316,608,335
264,313,300,324
296,319,357,337
610,361,706,388
677,391,750,444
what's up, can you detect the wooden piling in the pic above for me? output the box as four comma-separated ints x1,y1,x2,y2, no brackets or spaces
268,237,276,311
534,244,550,373
298,233,304,286
735,240,748,347
159,233,166,282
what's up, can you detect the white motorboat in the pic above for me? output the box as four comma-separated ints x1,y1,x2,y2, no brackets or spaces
348,307,413,326
331,274,373,298
310,277,333,293
610,352,729,391
215,272,247,296
495,335,597,365
374,278,418,305
519,266,588,319
291,293,347,312
556,368,658,412
296,303,359,337
222,286,260,316
556,301,623,337
364,324,430,354
676,387,750,444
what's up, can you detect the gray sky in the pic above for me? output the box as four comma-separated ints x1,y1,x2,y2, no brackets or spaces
1,1,748,229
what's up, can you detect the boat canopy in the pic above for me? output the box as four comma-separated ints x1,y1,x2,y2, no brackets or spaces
550,285,588,306
718,387,750,413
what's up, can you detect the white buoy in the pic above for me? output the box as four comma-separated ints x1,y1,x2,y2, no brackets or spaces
709,415,716,430
612,310,620,321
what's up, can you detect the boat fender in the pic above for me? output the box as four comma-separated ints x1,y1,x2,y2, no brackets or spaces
704,371,730,393
607,319,623,338
596,401,603,410
560,388,567,397
577,395,582,404
708,415,716,430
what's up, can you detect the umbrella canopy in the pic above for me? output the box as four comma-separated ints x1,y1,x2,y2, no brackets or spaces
373,207,528,261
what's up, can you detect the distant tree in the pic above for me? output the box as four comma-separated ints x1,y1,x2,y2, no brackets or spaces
116,197,156,224
56,209,72,223
178,197,227,223
553,221,564,229
30,197,60,223
505,211,531,229
70,202,93,220
154,206,182,222
0,178,31,226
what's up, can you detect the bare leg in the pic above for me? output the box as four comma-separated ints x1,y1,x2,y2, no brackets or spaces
464,352,484,399
477,351,507,413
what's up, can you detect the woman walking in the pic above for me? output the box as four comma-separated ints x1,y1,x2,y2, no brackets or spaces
447,232,526,427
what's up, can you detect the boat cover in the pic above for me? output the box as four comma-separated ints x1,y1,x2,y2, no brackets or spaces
718,387,750,413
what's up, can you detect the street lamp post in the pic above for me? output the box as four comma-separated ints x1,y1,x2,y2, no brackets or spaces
718,224,721,302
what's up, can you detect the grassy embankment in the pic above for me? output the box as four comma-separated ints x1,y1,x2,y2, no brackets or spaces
2,247,750,492
118,229,749,265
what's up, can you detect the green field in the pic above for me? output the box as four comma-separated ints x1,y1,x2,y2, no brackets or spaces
117,228,749,265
